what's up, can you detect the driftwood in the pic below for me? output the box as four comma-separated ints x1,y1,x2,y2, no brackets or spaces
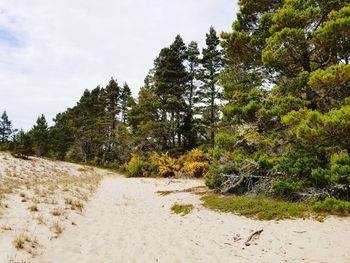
220,160,260,194
245,229,263,246
293,231,306,234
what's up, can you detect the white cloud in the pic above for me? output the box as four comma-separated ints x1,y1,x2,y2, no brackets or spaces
0,0,238,129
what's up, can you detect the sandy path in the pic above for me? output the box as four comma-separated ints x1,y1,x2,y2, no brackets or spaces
32,176,350,263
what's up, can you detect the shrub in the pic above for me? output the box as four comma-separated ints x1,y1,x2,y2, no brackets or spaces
312,151,350,184
271,179,305,198
205,162,237,189
185,148,210,162
182,161,209,177
179,149,211,177
150,152,180,177
125,154,150,177
275,150,321,177
313,198,350,214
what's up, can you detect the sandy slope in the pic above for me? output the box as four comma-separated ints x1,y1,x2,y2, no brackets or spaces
1,154,350,263
0,153,104,263
35,177,350,263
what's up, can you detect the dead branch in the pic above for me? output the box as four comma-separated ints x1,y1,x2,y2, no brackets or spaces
245,229,263,246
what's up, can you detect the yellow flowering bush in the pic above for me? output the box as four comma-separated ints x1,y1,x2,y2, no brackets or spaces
182,161,209,178
150,152,180,177
186,148,210,162
179,149,211,177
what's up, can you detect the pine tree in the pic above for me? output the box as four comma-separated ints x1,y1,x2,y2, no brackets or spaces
128,81,164,153
30,114,49,157
184,41,201,148
12,130,34,158
0,111,13,144
104,78,121,127
198,27,223,146
50,112,74,160
120,82,134,124
153,35,188,149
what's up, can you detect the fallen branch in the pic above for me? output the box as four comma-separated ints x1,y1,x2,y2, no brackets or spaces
245,229,263,246
293,231,306,234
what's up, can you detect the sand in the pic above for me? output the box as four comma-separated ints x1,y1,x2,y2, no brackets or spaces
1,153,350,263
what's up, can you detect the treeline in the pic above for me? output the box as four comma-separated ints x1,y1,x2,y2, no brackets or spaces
2,0,350,211
1,27,223,165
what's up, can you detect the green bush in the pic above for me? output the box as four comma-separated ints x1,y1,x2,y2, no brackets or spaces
312,198,350,214
275,150,320,177
271,179,305,198
205,164,225,189
312,151,350,184
125,154,150,177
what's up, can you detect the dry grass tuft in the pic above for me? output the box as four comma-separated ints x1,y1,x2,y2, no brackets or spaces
51,222,62,235
28,203,39,212
12,233,28,250
36,214,45,225
51,208,64,216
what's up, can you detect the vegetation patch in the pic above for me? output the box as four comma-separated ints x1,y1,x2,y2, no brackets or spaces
171,204,194,216
201,194,311,220
312,198,350,214
156,190,174,196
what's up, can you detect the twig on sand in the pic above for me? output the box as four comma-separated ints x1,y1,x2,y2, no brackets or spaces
293,230,306,234
245,229,263,246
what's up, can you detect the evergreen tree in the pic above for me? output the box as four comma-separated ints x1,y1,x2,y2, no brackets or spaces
0,111,13,144
128,78,164,153
153,35,188,149
104,78,121,127
50,112,74,160
30,114,49,157
211,0,350,199
183,41,201,148
198,27,223,146
120,82,134,124
12,130,34,158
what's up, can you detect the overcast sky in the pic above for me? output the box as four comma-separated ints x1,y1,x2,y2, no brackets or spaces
0,0,238,130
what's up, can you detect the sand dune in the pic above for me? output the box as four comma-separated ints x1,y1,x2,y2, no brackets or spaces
1,153,350,263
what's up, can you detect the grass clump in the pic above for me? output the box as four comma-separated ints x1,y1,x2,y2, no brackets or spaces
201,194,310,220
36,214,45,224
156,190,174,196
51,208,64,216
13,234,28,250
171,204,194,216
28,203,39,212
51,222,62,235
312,198,350,214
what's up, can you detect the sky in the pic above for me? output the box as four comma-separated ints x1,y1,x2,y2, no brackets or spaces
0,0,238,130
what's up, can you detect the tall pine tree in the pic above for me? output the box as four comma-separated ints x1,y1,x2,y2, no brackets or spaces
0,111,13,144
30,114,49,157
120,82,134,124
198,27,223,146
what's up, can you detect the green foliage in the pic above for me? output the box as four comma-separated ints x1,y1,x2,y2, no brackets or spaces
271,179,306,198
12,130,34,158
309,65,350,110
201,194,310,220
171,204,194,216
312,151,350,184
125,154,150,178
313,198,350,214
205,163,225,189
0,111,14,145
275,150,321,177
